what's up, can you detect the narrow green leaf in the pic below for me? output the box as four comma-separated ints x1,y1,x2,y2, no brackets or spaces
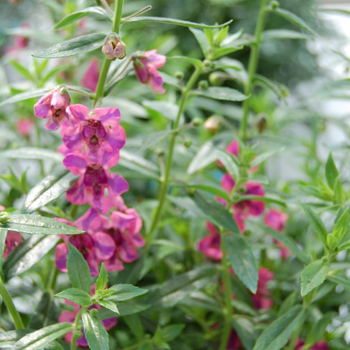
232,317,259,350
0,88,50,108
250,147,285,167
192,87,248,101
325,152,339,189
67,242,91,294
271,8,317,35
224,234,258,293
140,130,174,151
304,312,333,348
254,75,288,101
168,56,203,69
28,291,53,330
215,148,240,181
1,214,84,235
56,288,92,306
338,240,350,252
9,60,35,82
160,324,185,341
277,291,298,317
123,16,233,29
0,330,32,349
96,264,108,291
23,168,77,213
82,312,109,350
0,147,63,162
333,208,349,240
300,202,328,248
98,300,119,314
98,303,150,319
327,275,350,291
142,100,179,121
189,28,210,56
54,7,112,29
108,284,148,301
13,323,73,350
3,235,60,281
300,259,330,296
253,305,306,350
210,46,243,60
32,34,107,59
261,29,312,41
137,342,153,350
0,229,7,277
237,195,286,207
174,183,230,202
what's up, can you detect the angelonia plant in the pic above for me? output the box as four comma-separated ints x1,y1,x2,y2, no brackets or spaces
1,0,350,349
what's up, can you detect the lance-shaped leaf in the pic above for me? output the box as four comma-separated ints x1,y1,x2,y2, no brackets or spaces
82,312,109,350
0,229,8,277
254,75,288,101
1,214,84,236
0,148,63,162
54,7,112,29
140,130,175,151
96,264,108,291
232,317,259,350
0,330,32,349
167,56,203,69
12,323,73,350
98,300,119,314
325,152,339,189
98,303,150,319
23,168,77,213
250,147,285,167
224,234,258,293
332,208,349,240
192,87,248,101
237,195,286,207
190,28,210,56
174,183,230,202
215,148,239,180
3,235,60,281
56,288,92,306
122,16,233,29
28,291,54,330
300,259,330,296
0,88,51,107
261,29,312,41
327,274,350,291
142,100,179,121
32,33,107,59
253,305,307,350
107,284,148,301
304,312,333,349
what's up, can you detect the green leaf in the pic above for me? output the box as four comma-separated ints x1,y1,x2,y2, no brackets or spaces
123,16,233,29
23,168,77,213
254,75,288,101
0,330,32,349
0,88,51,107
304,312,333,348
9,60,35,82
232,317,259,350
1,214,84,235
300,202,328,248
140,130,174,151
107,284,148,301
214,148,239,180
67,242,91,294
137,342,153,350
82,312,109,350
237,195,286,208
56,288,92,306
193,190,240,233
96,264,108,292
192,87,248,101
0,229,8,277
98,300,119,314
250,147,285,167
174,183,230,202
28,291,53,330
160,324,185,342
124,314,144,341
224,234,258,293
334,176,343,204
0,147,63,162
167,56,203,69
189,28,210,56
327,275,350,291
338,240,350,252
261,29,312,41
325,152,338,189
3,235,60,281
32,33,107,59
12,323,73,350
252,305,307,350
277,291,298,317
209,46,243,60
98,302,150,319
300,259,330,296
54,7,112,29
271,8,317,36
253,222,310,265
142,100,179,121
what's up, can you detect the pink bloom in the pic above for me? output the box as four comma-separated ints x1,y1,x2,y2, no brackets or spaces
227,330,242,350
198,222,222,260
81,60,99,92
3,231,22,259
34,87,70,130
264,209,290,259
16,117,34,136
5,23,30,56
252,268,274,310
294,339,329,350
0,206,5,211
63,151,128,214
102,35,126,60
217,140,239,167
64,104,125,164
134,50,166,94
59,285,117,348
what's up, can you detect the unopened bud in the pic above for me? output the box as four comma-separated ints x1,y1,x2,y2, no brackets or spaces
184,139,192,148
203,60,213,68
74,331,83,339
243,229,252,236
187,188,196,195
0,212,10,225
256,114,267,134
270,1,279,9
102,34,126,60
204,116,220,134
199,80,209,90
238,187,246,194
175,71,184,80
90,308,98,316
209,72,228,86
192,118,202,127
232,193,240,202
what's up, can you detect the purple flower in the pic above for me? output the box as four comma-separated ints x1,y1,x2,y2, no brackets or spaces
252,268,274,310
81,60,99,92
198,222,222,260
133,50,166,94
63,104,125,165
34,87,70,130
102,34,126,60
63,151,129,214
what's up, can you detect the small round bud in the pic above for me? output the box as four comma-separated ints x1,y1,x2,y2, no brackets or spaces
199,80,209,90
203,60,212,68
232,193,240,201
90,308,98,316
59,87,68,95
184,139,192,148
322,256,328,262
187,188,196,195
155,148,164,157
243,229,252,236
174,71,184,80
209,72,227,86
192,118,202,127
0,212,10,225
204,116,220,134
270,1,279,9
102,34,126,60
74,331,83,339
238,187,246,194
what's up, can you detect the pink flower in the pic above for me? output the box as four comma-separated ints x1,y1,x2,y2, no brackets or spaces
34,87,70,130
133,50,166,94
63,151,128,214
81,60,99,92
227,330,242,350
198,222,222,260
102,35,126,60
64,104,125,164
5,23,30,56
252,268,274,310
16,117,34,136
264,209,290,259
217,140,239,167
3,231,22,259
59,285,117,348
294,339,329,350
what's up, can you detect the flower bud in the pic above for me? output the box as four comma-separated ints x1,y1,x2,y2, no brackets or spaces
204,116,220,134
175,71,184,80
199,80,209,90
192,118,202,127
232,193,240,202
256,114,268,134
184,139,192,148
243,229,252,236
270,1,279,9
203,60,213,68
0,212,10,224
238,187,246,194
90,308,98,316
102,34,126,60
74,331,83,339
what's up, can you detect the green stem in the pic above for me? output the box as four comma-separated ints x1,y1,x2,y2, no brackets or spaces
47,265,58,291
34,118,45,177
0,280,24,330
240,0,268,142
70,204,79,220
93,0,124,107
219,233,233,350
71,307,85,350
147,67,202,240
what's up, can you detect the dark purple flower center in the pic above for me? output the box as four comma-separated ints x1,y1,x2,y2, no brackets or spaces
83,120,106,139
84,165,108,199
105,228,123,246
69,234,94,258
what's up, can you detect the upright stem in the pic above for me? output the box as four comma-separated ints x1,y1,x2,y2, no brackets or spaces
71,307,85,350
94,0,124,106
0,280,24,330
240,0,268,142
147,67,202,239
219,233,233,350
